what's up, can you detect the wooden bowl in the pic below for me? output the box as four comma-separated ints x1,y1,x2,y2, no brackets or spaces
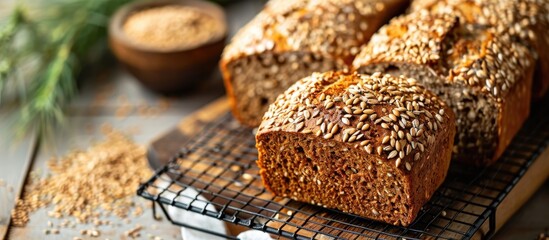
109,0,227,94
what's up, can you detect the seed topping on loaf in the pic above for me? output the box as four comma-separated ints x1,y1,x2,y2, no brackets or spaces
259,71,453,171
223,0,393,63
353,0,536,101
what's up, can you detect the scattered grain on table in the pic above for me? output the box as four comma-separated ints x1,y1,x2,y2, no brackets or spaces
11,131,152,227
137,97,173,117
89,81,115,115
115,95,134,119
115,104,134,119
157,98,171,111
124,224,143,238
126,125,142,135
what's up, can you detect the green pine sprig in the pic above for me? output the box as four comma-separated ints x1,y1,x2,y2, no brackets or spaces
0,0,133,138
0,0,232,138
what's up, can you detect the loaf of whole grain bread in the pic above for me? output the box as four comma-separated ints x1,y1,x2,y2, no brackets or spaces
353,0,535,165
526,0,549,99
409,0,549,100
256,71,456,226
220,0,409,127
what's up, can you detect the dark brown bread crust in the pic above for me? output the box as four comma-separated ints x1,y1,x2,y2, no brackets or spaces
256,72,456,226
220,0,409,127
353,0,535,165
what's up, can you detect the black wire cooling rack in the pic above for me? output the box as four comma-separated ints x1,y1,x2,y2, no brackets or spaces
138,98,549,240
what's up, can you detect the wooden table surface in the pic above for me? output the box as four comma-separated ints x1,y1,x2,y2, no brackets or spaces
0,1,547,239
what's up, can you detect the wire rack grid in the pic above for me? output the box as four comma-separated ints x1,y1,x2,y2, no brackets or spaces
137,98,549,240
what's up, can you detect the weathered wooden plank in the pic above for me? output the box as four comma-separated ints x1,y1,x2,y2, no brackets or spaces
494,181,549,239
68,68,226,115
7,115,189,240
473,147,549,239
0,120,37,240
